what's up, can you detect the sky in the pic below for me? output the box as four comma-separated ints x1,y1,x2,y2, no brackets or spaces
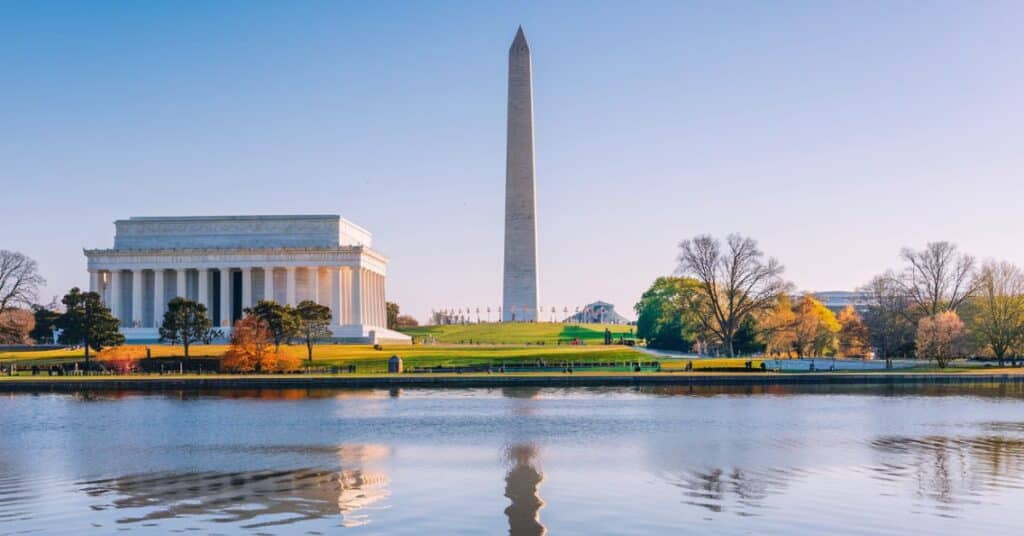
2,1,1023,322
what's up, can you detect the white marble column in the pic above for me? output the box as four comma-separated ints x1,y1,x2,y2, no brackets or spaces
197,268,209,311
351,268,362,325
285,267,297,306
109,270,122,323
379,272,387,327
241,267,252,309
329,267,341,327
89,270,100,293
344,266,352,323
131,269,144,328
220,268,231,327
370,272,379,326
374,272,382,326
263,267,274,304
308,267,320,304
370,272,378,327
153,269,165,327
176,269,187,299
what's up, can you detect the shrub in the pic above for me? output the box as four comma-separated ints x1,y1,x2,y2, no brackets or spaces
96,345,147,373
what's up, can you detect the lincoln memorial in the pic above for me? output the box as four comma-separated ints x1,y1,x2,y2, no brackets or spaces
84,215,410,343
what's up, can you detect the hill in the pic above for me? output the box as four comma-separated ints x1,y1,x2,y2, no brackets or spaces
399,322,635,345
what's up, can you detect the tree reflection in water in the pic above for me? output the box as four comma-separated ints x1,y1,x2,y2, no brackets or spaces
664,467,795,515
77,444,390,529
870,427,1024,514
504,443,546,536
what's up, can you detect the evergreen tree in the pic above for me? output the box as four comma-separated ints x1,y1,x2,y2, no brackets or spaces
244,300,299,350
29,303,61,343
295,300,332,362
158,297,213,359
56,287,124,364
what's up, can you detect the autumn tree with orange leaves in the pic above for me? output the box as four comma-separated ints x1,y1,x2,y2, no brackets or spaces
837,305,871,358
96,345,147,374
222,317,300,373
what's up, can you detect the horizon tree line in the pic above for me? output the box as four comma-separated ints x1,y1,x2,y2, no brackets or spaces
638,234,1024,367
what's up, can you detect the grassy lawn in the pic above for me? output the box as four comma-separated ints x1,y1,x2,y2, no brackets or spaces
0,343,647,374
400,322,635,344
660,358,766,371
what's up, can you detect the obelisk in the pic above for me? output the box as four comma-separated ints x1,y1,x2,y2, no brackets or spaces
502,26,539,322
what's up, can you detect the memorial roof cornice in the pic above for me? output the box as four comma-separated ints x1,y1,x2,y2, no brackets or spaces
83,245,388,262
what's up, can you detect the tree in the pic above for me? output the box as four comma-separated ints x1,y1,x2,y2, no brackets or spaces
30,300,62,343
759,294,797,357
916,311,967,368
676,234,790,356
158,297,213,359
55,287,124,364
837,305,870,357
386,301,400,330
295,300,332,362
634,277,704,352
962,260,1024,365
244,300,298,351
860,273,916,363
395,315,419,329
0,308,34,344
0,250,45,319
899,241,977,317
791,294,840,357
732,314,765,355
222,316,299,373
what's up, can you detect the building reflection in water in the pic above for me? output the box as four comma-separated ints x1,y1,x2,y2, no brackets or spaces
78,444,390,529
503,443,546,536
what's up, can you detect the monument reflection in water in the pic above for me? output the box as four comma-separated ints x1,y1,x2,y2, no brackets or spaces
79,444,391,529
77,441,549,533
504,443,546,536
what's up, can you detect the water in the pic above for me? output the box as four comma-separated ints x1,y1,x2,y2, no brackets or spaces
2,384,1024,534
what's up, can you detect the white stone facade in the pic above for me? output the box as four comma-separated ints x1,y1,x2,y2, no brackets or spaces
502,26,540,322
84,215,410,343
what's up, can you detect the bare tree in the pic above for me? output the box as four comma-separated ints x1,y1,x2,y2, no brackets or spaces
677,234,789,356
859,272,915,363
899,242,977,317
963,260,1024,364
0,250,45,318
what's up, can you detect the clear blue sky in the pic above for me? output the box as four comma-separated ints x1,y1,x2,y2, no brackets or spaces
2,1,1022,321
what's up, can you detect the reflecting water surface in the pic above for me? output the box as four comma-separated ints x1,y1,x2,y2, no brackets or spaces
2,384,1024,534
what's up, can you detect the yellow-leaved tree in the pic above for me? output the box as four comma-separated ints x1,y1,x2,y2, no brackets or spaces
759,294,797,357
837,305,871,358
792,294,840,357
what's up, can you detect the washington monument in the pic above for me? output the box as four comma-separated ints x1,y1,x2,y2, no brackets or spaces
502,26,539,322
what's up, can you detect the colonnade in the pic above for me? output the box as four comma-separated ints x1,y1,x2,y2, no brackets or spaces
89,265,387,330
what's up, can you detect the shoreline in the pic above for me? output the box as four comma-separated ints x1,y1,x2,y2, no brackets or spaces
2,371,1023,392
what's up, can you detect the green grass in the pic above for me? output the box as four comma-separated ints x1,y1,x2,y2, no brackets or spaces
0,343,646,375
400,322,635,344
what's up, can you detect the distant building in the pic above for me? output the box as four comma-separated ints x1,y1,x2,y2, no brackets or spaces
563,301,629,324
797,291,870,314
